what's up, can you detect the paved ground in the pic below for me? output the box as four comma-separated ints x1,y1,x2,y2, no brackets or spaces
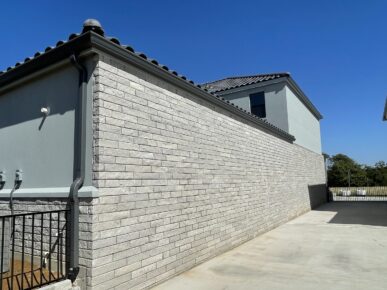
152,202,387,290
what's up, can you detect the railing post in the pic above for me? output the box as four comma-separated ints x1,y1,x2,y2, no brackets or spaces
21,215,25,289
10,216,15,290
31,214,35,288
0,218,5,290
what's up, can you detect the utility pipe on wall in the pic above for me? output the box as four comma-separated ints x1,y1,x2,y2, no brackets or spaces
68,54,88,283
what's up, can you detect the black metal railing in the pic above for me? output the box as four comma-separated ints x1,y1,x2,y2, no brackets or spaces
0,210,68,290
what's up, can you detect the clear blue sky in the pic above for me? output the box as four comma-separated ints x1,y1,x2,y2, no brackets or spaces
1,0,386,165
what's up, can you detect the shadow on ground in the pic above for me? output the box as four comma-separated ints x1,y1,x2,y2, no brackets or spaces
314,201,387,227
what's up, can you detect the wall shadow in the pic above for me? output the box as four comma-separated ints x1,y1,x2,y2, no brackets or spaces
313,202,387,227
308,184,328,209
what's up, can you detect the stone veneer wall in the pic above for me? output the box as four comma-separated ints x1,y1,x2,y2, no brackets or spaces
90,53,326,290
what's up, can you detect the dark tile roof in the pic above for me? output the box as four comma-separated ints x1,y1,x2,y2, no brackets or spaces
202,73,323,120
0,20,295,142
202,73,290,93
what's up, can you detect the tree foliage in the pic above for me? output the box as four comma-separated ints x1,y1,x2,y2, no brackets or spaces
365,161,387,186
327,154,387,187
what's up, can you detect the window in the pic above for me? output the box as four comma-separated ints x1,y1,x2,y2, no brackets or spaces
249,92,266,118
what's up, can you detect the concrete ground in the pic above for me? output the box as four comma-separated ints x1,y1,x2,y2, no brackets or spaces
152,202,387,290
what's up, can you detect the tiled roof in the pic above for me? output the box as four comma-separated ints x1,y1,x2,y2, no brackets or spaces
202,73,323,120
202,73,290,93
0,19,295,142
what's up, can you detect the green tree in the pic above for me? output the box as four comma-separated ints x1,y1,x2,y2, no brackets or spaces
327,154,368,187
365,161,387,186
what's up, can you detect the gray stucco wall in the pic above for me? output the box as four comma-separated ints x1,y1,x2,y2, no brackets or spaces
0,61,95,198
220,82,289,132
0,61,98,288
285,86,322,153
89,53,326,290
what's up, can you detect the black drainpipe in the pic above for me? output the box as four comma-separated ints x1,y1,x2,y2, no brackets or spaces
68,54,88,282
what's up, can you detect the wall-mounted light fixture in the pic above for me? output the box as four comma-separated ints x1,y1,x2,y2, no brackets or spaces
41,107,50,116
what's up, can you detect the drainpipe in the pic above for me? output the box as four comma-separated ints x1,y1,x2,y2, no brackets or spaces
68,54,88,283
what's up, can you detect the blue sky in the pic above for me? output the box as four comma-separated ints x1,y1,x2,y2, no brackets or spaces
1,0,386,165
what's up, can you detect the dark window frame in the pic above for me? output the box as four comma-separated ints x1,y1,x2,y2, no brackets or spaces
249,91,266,118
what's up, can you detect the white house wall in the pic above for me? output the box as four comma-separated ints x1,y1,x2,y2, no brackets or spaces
285,86,322,153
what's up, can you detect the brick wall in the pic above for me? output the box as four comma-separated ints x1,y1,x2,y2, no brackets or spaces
90,53,326,290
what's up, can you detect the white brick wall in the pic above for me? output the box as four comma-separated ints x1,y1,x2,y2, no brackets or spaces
90,53,326,290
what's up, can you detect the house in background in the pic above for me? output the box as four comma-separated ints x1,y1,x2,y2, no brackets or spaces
203,74,323,153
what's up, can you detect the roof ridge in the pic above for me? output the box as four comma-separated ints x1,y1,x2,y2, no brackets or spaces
227,72,290,80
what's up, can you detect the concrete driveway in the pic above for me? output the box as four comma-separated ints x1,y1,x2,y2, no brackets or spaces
152,202,387,290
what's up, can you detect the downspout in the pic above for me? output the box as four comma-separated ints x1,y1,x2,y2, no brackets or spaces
68,54,88,283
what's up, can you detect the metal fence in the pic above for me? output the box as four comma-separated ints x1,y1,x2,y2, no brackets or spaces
0,210,68,290
329,186,387,201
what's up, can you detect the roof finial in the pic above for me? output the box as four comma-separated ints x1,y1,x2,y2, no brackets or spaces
82,19,104,36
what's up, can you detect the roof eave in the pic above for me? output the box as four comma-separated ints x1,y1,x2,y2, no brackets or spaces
89,33,295,142
0,31,296,143
0,32,93,88
383,98,387,121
